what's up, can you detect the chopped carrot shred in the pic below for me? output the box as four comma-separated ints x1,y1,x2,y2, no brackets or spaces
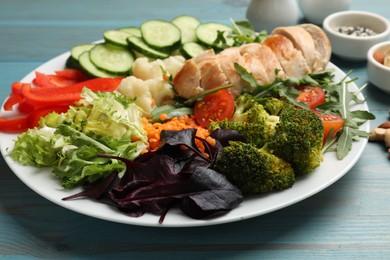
142,115,211,153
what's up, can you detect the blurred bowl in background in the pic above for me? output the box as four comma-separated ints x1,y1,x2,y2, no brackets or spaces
246,0,300,33
298,0,351,25
367,41,390,94
323,10,390,60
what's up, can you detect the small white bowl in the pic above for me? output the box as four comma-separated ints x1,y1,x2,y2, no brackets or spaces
367,41,390,94
323,10,390,60
298,0,351,25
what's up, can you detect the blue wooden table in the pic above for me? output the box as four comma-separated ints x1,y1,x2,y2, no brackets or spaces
1,0,390,258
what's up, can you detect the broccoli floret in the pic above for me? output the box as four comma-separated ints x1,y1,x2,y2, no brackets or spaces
212,95,324,178
231,93,257,122
213,141,295,194
262,97,290,116
266,106,324,176
209,95,279,148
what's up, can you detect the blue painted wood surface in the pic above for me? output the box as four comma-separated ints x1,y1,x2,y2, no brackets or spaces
1,0,390,258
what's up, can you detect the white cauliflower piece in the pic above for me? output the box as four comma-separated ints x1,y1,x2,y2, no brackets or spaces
132,56,185,80
116,76,154,117
147,79,175,106
161,55,186,78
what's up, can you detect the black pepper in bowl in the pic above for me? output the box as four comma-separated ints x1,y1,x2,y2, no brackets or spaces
336,25,377,36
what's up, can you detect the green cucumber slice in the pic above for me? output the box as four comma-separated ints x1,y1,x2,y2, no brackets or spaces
117,27,142,37
196,22,234,48
127,35,169,59
89,43,134,74
172,15,201,43
140,19,181,51
180,42,207,58
103,30,132,47
79,51,118,78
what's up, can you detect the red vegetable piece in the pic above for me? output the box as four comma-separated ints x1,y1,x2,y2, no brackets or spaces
27,105,70,128
314,111,344,143
0,116,29,133
296,85,326,109
194,89,235,128
55,69,89,81
33,71,79,88
22,77,123,106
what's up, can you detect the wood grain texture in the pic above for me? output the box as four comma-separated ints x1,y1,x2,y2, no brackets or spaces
1,0,390,259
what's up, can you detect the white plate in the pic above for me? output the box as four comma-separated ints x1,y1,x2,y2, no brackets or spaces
0,52,369,227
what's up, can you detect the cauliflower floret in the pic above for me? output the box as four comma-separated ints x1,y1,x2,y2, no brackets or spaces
132,56,185,80
161,55,186,78
116,76,154,117
147,79,175,106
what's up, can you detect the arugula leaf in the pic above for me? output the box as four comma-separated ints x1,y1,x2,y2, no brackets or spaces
321,80,375,159
230,19,267,45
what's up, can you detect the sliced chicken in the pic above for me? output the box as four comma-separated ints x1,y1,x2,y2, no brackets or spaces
173,24,332,100
299,23,332,71
218,47,249,97
173,49,216,99
198,56,230,90
272,26,322,72
263,34,311,78
172,59,202,99
239,43,286,83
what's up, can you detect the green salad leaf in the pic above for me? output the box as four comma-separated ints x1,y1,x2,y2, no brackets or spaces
10,88,148,189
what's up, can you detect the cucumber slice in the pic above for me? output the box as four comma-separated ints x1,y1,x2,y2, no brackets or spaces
180,42,207,59
127,35,169,59
70,43,95,61
117,27,142,37
79,51,118,78
172,15,201,43
140,19,181,51
196,22,234,48
89,43,134,75
103,30,132,47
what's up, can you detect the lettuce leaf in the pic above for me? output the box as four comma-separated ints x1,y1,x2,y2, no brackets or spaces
10,88,147,189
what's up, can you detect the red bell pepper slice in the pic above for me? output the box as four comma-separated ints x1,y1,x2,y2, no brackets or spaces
27,105,70,128
3,94,24,111
17,101,36,114
3,82,28,111
0,106,70,133
0,116,29,133
55,69,89,81
22,77,123,107
33,71,79,88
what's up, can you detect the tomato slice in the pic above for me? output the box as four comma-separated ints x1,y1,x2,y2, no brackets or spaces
194,89,235,128
296,85,326,109
314,111,344,142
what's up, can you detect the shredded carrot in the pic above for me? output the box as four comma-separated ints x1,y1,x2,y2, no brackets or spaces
142,115,211,153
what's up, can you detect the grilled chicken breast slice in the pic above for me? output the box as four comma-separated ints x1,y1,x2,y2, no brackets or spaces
272,26,322,72
263,34,311,77
218,47,249,97
299,23,332,71
172,59,202,99
239,43,286,83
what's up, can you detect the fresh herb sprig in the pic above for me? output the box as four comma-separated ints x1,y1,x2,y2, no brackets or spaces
317,74,375,159
213,19,267,49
